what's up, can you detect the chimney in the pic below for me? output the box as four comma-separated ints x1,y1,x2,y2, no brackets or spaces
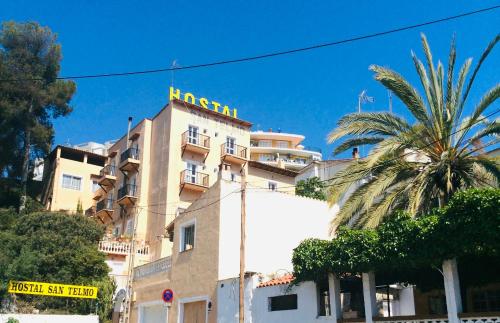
352,148,359,160
218,163,232,181
127,117,133,149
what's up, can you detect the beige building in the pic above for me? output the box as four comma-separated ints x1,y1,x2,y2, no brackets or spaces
250,130,322,171
129,165,335,323
41,145,106,213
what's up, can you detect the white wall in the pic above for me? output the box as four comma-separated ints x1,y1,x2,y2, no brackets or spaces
0,314,98,323
216,277,336,323
218,180,337,280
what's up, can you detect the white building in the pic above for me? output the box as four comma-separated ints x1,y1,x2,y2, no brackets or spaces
250,130,322,171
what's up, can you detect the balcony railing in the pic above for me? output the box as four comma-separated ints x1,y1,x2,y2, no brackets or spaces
120,147,140,163
96,198,114,212
98,240,150,256
181,131,210,148
100,164,116,177
302,146,322,153
221,143,247,159
134,256,172,280
118,184,137,199
180,170,209,187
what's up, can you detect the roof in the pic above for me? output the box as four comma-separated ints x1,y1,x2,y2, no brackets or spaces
250,131,304,146
298,159,353,174
172,99,253,128
248,160,299,177
48,145,107,162
257,274,295,288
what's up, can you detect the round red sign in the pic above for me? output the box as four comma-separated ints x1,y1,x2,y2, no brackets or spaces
162,289,174,303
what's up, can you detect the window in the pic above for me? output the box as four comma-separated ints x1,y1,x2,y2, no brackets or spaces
226,137,236,154
473,289,500,312
113,226,121,237
259,154,275,162
268,294,297,311
277,141,289,148
268,181,277,191
62,174,82,190
258,140,272,147
91,180,100,192
185,162,197,184
317,275,331,316
188,125,199,145
181,223,195,251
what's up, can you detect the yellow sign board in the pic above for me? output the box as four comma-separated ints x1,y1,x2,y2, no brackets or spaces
169,87,238,119
8,281,98,299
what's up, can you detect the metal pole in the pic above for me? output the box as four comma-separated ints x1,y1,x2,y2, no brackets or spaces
127,117,132,149
239,167,247,323
123,208,139,323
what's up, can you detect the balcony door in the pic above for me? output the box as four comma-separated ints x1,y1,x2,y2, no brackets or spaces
226,137,236,155
185,162,197,184
188,125,199,145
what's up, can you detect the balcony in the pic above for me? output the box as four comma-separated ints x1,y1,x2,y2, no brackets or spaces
181,131,210,160
98,240,150,256
179,170,209,194
117,184,138,206
98,165,117,191
134,256,171,280
221,143,248,165
96,198,114,221
119,147,140,173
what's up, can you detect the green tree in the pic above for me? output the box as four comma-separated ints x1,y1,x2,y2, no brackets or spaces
327,34,499,229
76,199,83,215
295,176,327,200
0,210,114,322
0,21,76,211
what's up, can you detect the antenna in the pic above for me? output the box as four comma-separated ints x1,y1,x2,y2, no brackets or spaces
171,60,179,87
388,90,393,113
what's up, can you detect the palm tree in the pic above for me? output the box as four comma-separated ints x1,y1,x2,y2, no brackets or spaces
327,33,499,230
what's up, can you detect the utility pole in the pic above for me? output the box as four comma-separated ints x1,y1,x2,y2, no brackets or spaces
122,207,139,323
239,167,247,323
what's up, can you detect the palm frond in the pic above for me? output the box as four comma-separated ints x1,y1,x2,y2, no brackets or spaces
369,65,430,126
333,137,385,156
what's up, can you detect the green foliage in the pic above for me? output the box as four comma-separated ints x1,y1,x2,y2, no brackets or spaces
0,211,113,322
327,34,499,229
7,318,19,323
76,199,83,215
295,177,326,200
0,21,75,186
293,188,500,288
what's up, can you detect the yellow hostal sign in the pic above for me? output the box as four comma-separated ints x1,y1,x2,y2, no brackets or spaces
8,281,98,299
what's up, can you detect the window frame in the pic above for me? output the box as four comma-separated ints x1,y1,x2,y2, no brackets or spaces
268,294,298,312
179,219,196,253
61,173,83,191
268,181,278,191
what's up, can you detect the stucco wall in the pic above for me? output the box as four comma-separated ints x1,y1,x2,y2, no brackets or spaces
50,155,102,212
246,166,295,194
217,276,337,323
218,180,337,280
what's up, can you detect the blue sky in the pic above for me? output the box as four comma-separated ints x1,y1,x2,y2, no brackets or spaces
2,1,499,158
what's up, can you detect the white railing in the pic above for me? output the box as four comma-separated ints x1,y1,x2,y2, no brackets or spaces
133,257,172,280
370,313,500,323
373,317,448,323
98,240,150,256
460,314,500,323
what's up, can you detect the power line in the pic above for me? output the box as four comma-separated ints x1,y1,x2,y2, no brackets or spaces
1,5,499,82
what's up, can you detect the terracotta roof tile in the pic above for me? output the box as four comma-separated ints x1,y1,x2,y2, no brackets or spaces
257,274,295,288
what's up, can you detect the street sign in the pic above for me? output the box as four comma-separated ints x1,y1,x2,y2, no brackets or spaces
8,281,98,299
162,289,174,303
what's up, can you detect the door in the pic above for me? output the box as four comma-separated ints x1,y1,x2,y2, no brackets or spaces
226,137,235,155
183,301,206,323
185,163,197,184
188,126,199,145
141,303,168,323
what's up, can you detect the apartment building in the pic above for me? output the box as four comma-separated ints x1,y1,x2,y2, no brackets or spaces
41,145,106,212
88,88,300,298
130,165,336,323
250,130,322,170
